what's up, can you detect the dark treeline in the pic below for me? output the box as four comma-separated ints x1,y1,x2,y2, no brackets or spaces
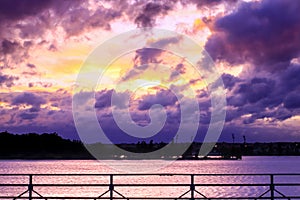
0,131,92,159
0,131,299,159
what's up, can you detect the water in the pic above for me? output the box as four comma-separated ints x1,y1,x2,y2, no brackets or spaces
0,156,299,199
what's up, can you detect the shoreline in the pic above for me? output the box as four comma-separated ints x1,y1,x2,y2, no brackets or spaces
0,155,299,161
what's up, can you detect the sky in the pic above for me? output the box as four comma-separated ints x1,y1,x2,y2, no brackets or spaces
0,0,300,143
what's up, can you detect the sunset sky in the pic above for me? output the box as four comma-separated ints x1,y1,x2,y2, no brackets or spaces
1,0,300,143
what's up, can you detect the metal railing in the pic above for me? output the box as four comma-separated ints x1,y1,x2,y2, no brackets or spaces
0,173,299,199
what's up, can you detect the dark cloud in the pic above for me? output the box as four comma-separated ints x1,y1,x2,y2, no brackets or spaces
94,89,129,110
48,44,57,52
109,0,236,28
280,64,300,91
97,112,178,144
0,0,55,21
225,75,279,123
0,1,55,67
150,35,183,48
227,94,246,108
28,82,52,88
206,0,300,71
238,77,275,104
12,92,46,108
224,108,242,123
122,36,182,81
170,63,186,81
122,48,163,81
284,92,300,109
135,48,163,65
0,74,18,87
92,88,181,141
26,63,36,68
19,112,38,120
226,77,276,108
61,5,121,36
1,39,19,55
223,63,300,124
95,89,113,109
242,106,292,125
0,0,83,26
187,0,237,9
0,39,32,69
134,2,172,27
138,89,178,110
0,90,77,139
132,0,238,28
175,63,185,74
29,106,40,112
222,73,241,90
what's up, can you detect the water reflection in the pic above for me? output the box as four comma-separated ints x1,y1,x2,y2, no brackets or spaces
0,157,299,198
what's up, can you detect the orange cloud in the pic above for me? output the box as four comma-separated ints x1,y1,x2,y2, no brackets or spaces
193,18,207,33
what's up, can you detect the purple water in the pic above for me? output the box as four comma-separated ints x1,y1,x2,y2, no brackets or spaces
0,156,299,199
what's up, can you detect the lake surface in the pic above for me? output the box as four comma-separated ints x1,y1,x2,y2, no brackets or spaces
0,156,299,199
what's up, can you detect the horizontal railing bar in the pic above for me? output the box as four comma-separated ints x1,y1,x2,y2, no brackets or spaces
1,183,300,187
0,183,109,187
0,184,28,187
199,198,300,200
0,197,300,199
0,198,200,200
0,173,300,176
1,197,300,199
275,183,300,186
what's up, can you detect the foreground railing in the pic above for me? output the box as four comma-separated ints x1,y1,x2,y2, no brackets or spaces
0,173,299,199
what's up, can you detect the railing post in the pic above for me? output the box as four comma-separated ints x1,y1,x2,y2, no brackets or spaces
28,175,33,200
270,174,274,200
109,174,114,200
190,174,195,200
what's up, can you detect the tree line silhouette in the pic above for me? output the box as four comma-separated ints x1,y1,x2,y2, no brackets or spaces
0,131,299,159
0,131,92,159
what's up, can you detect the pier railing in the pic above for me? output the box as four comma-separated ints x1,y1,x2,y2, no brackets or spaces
0,173,299,199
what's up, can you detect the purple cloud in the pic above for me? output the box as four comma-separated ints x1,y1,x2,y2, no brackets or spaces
60,5,121,36
238,77,275,104
0,90,77,139
187,0,237,9
222,73,241,90
19,112,38,120
221,63,300,124
280,64,300,91
0,0,56,21
95,89,113,109
28,82,52,88
122,48,163,81
12,92,46,108
138,89,178,110
134,2,172,27
170,63,186,81
26,63,36,68
284,92,300,109
122,36,182,81
0,74,18,87
1,39,19,55
206,0,300,71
